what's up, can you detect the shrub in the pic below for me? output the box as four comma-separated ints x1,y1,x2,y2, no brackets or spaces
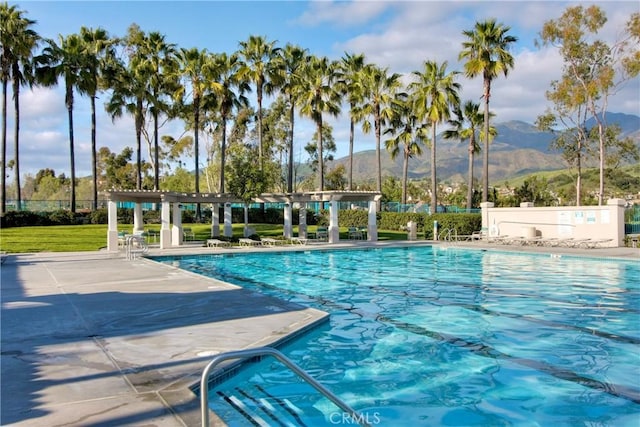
48,209,78,225
0,210,51,227
90,209,108,224
423,213,481,239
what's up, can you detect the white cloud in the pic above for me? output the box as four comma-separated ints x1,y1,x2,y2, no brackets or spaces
296,0,392,27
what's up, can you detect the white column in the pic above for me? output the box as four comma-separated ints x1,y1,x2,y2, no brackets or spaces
211,203,220,237
329,200,339,243
133,203,144,233
172,203,183,246
367,200,378,241
223,203,233,237
107,200,119,252
160,201,171,249
298,205,307,238
283,203,293,239
480,202,494,234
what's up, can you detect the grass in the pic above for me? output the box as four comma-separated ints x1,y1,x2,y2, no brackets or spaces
0,223,411,253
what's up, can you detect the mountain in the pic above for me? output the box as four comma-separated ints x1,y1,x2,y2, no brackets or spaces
328,112,640,184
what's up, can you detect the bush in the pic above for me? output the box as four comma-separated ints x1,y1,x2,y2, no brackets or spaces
423,213,481,239
1,210,51,227
48,209,79,225
90,209,108,224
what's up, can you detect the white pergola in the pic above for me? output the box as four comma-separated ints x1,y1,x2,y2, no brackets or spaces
102,190,382,252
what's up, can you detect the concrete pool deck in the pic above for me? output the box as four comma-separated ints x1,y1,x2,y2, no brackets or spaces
1,241,638,426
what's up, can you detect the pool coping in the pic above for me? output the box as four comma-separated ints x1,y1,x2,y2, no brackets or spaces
1,240,637,426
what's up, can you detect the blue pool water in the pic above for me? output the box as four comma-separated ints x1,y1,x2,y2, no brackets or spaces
153,246,640,426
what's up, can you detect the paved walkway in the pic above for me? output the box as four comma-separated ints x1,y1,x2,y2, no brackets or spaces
1,250,328,426
1,241,637,426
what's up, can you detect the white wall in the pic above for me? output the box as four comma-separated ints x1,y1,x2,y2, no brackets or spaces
481,199,626,247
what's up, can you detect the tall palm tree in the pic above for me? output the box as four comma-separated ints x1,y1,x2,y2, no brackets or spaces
384,93,427,204
409,60,460,214
207,52,249,193
459,19,517,202
139,31,178,190
274,43,308,192
356,64,401,194
296,55,341,191
238,35,280,171
79,26,115,210
1,3,39,213
106,24,152,190
336,52,366,190
36,33,85,212
443,100,495,210
177,47,213,220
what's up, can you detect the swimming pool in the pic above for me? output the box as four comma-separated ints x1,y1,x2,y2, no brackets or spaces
153,246,640,426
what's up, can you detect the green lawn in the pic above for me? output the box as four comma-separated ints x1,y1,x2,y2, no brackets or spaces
0,224,410,253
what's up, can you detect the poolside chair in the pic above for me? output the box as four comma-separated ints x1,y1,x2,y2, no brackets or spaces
239,238,261,247
183,227,195,241
261,237,281,246
348,226,364,240
290,237,308,245
316,226,329,241
207,239,231,248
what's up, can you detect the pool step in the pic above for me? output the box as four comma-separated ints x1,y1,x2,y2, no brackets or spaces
215,384,325,426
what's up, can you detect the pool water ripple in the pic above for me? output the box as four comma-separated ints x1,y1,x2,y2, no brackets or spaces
153,246,640,426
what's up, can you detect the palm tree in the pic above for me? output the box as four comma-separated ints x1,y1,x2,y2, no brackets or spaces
275,43,308,192
409,60,460,214
1,3,39,214
296,55,341,191
384,93,427,204
106,24,152,190
336,52,366,190
238,35,280,171
443,100,495,210
139,31,178,190
356,64,402,193
36,33,85,213
79,26,115,210
459,19,517,202
207,52,249,193
177,47,213,220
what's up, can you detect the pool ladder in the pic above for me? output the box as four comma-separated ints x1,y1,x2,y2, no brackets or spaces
125,235,148,260
200,347,371,427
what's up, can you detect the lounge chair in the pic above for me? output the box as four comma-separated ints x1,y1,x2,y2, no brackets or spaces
348,226,364,240
316,226,328,241
261,238,281,246
576,238,613,249
291,237,308,245
183,227,195,241
239,238,261,247
207,239,231,248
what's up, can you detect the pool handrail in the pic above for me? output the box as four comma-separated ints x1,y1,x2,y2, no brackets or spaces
200,346,371,427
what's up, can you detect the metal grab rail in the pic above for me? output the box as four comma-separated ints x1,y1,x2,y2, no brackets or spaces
125,235,148,260
438,228,454,241
200,347,370,427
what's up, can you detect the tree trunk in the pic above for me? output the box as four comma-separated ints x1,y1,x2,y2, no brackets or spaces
482,77,491,203
12,75,21,211
402,150,408,205
194,96,201,221
220,117,227,193
91,95,98,210
375,108,381,193
67,86,76,213
431,124,437,215
154,109,159,191
287,99,295,193
135,98,143,190
467,135,475,211
257,85,263,171
1,79,7,214
317,116,324,191
348,104,355,191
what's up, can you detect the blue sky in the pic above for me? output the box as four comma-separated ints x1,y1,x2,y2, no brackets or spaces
6,0,640,180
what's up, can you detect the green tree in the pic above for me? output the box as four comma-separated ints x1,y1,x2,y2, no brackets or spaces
537,6,640,205
1,3,40,213
443,101,495,210
356,64,402,194
297,55,341,191
384,93,426,205
274,43,308,192
409,60,460,214
207,52,249,193
79,26,116,209
336,52,367,190
460,19,518,203
238,35,280,171
36,33,86,212
227,144,267,235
